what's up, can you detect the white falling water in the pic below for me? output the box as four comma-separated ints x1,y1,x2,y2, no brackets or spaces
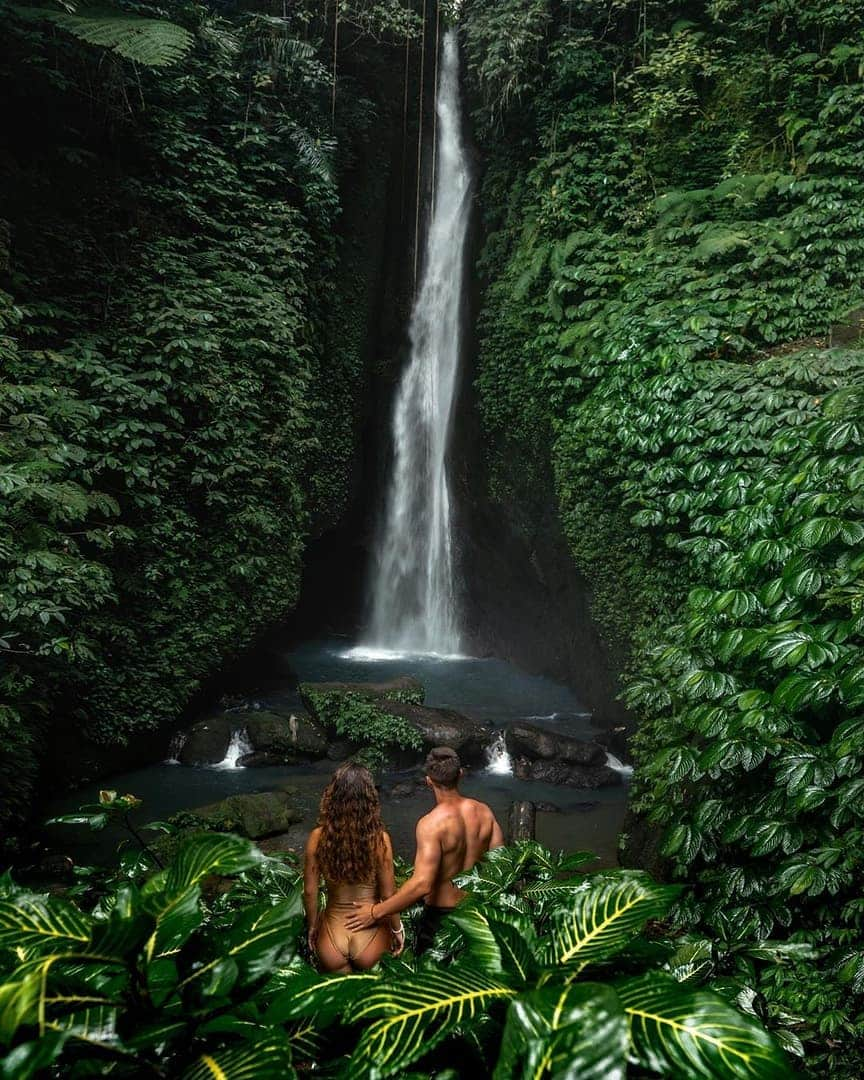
605,752,634,779
485,730,513,776
364,30,471,656
214,728,252,770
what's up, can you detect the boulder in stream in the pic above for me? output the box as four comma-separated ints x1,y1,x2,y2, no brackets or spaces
243,709,327,763
505,721,606,767
300,676,425,718
377,702,492,765
513,756,622,789
178,716,234,766
192,790,303,839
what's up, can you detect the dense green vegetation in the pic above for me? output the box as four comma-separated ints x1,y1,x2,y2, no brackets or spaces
0,0,417,835
4,0,864,1073
0,816,794,1078
462,0,864,1072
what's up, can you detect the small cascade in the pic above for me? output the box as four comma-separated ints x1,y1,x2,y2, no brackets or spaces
485,730,513,776
605,752,633,779
165,731,186,765
215,728,252,770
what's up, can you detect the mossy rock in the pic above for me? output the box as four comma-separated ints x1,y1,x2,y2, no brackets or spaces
300,676,424,722
189,790,303,839
243,710,327,761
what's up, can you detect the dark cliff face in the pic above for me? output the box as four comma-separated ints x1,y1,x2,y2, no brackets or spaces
446,117,628,723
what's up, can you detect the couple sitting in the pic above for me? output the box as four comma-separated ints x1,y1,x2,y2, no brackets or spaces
303,747,504,970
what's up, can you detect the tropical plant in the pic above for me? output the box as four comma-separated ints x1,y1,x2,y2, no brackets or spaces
463,0,864,1073
0,834,793,1078
268,842,792,1078
0,832,309,1078
13,4,195,67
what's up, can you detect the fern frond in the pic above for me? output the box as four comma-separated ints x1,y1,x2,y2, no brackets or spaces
16,7,194,67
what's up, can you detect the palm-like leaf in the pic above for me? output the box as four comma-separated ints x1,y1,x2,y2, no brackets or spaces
0,893,92,957
346,965,516,1077
17,8,194,67
617,974,789,1079
265,970,378,1026
166,834,263,894
494,984,627,1080
450,904,536,984
546,876,681,975
180,1035,295,1079
182,903,301,994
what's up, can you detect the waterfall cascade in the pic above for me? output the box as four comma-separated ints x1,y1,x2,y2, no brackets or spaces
363,30,471,656
215,728,252,770
484,731,513,776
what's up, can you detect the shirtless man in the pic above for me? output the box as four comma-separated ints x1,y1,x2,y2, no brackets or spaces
345,746,505,953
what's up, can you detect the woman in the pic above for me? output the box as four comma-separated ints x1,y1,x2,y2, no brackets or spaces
303,762,404,971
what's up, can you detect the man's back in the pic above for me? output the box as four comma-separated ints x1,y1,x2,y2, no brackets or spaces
422,795,502,907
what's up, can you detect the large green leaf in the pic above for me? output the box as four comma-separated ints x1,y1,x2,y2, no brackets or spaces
0,893,92,957
165,834,264,895
346,965,516,1077
617,974,790,1078
546,877,681,974
181,1035,295,1079
494,984,627,1080
15,8,194,68
182,903,302,995
265,971,379,1026
450,904,536,984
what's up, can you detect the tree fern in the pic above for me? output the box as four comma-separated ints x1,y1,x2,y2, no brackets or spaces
16,7,194,67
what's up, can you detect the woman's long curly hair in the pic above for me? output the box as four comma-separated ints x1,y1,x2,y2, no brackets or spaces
316,762,386,884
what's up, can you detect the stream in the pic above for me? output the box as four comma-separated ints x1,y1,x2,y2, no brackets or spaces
46,639,629,868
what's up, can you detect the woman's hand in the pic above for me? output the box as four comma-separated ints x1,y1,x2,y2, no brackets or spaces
390,923,406,956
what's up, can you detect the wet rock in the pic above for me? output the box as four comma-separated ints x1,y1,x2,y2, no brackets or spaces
378,703,492,765
178,716,234,765
237,751,285,768
244,710,327,761
508,801,536,842
534,801,562,814
830,307,864,346
325,739,358,762
513,756,622,789
593,721,631,763
301,676,424,715
257,824,309,855
505,721,606,767
385,773,428,800
192,790,303,839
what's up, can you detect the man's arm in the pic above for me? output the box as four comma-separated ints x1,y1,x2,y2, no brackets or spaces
490,812,505,850
346,817,441,930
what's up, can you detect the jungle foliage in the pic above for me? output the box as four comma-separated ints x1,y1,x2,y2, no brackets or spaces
0,829,794,1078
462,0,864,1072
0,0,417,835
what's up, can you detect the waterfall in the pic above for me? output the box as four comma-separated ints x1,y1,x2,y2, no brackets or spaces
214,728,252,770
364,30,471,656
605,752,634,779
485,730,513,776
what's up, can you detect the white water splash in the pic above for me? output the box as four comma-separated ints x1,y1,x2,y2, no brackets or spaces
364,30,472,656
485,731,513,776
214,729,252,770
605,752,634,778
341,644,469,663
165,731,186,765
